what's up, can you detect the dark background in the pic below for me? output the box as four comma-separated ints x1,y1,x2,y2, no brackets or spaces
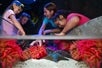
0,0,102,33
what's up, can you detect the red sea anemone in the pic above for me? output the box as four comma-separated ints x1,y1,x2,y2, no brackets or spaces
0,39,22,68
21,45,47,61
70,40,102,68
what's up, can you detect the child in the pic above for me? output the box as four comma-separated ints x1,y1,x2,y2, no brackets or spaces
38,2,60,35
18,12,35,35
19,12,31,25
1,0,25,36
53,10,90,36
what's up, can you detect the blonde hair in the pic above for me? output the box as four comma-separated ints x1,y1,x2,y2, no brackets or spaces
6,0,24,10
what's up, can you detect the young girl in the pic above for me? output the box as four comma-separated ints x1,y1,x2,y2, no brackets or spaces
38,2,60,35
1,0,25,36
53,10,90,36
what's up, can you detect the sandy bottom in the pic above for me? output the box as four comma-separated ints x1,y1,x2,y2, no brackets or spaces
13,58,89,68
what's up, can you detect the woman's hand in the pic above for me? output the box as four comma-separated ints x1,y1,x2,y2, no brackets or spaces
55,32,65,36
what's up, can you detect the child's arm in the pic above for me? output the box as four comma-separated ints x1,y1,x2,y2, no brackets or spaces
43,28,61,35
55,16,79,36
9,14,25,36
38,23,46,35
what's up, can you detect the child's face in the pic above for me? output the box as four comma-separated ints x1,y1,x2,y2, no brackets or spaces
20,16,29,25
13,4,22,14
55,16,67,28
44,8,54,19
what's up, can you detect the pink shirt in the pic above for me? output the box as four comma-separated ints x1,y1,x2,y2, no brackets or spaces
67,13,90,25
2,9,18,36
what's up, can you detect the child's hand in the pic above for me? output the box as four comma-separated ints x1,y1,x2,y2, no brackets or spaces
17,30,25,36
55,32,65,36
21,31,25,36
30,40,45,46
43,30,51,35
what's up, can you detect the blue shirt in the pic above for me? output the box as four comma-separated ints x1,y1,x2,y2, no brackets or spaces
43,17,57,29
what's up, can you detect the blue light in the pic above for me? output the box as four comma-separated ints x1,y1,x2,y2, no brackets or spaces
19,0,36,4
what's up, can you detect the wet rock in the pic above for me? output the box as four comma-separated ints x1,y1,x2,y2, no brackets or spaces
68,16,102,36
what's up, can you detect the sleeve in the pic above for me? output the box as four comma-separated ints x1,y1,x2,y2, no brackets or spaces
42,17,49,25
6,9,15,18
67,13,73,20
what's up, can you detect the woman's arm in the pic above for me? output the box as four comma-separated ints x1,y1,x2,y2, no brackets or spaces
55,16,80,36
10,14,25,35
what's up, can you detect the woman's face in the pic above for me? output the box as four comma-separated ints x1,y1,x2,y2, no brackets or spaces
44,8,54,19
55,17,67,28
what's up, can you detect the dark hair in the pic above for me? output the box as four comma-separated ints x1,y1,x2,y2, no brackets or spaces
20,12,31,19
44,2,57,13
52,10,71,21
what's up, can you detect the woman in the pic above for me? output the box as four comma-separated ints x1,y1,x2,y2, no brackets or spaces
53,10,90,36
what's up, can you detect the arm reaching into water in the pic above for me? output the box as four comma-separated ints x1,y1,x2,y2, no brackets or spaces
55,16,79,36
10,14,25,35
